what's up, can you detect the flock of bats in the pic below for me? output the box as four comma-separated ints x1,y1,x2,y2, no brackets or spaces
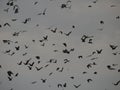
0,0,120,90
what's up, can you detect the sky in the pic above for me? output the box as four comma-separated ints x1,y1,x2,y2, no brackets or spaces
0,0,120,90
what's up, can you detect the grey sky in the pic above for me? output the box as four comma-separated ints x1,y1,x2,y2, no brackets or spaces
0,0,120,90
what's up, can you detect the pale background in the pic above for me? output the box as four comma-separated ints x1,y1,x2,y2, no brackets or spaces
0,0,120,90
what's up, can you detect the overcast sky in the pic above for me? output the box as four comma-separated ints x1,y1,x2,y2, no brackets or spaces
0,0,120,90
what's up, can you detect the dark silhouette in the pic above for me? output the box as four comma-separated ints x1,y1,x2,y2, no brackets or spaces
13,5,19,14
64,59,70,63
51,27,57,33
87,79,93,83
113,80,120,86
17,61,22,65
4,23,11,27
35,67,43,71
15,73,19,77
29,62,35,66
8,77,13,81
96,49,102,54
100,20,104,24
24,58,31,65
73,84,81,88
116,16,120,19
37,8,47,15
0,65,2,68
62,49,70,54
31,81,37,84
11,19,17,21
78,55,83,59
41,79,47,83
7,71,13,76
15,46,20,51
109,44,118,50
35,56,40,59
63,43,67,47
27,66,32,70
107,65,116,70
64,31,72,36
94,71,97,74
22,18,31,24
70,76,74,79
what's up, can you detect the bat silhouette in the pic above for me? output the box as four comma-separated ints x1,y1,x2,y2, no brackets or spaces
42,8,47,15
27,66,32,70
4,50,11,54
35,67,43,71
17,61,22,65
15,73,19,77
24,58,31,65
7,71,13,76
118,69,120,72
25,45,29,49
88,39,93,44
51,28,57,33
87,79,93,83
62,49,70,54
31,81,37,84
8,77,13,81
9,52,15,56
41,43,45,46
11,32,19,36
59,67,64,72
49,72,53,76
58,84,62,88
43,35,48,40
59,31,63,34
109,44,118,50
72,25,75,28
73,84,81,88
6,0,14,6
107,65,116,70
70,76,74,79
64,59,70,63
63,83,67,87
29,62,35,66
15,46,20,51
4,23,11,27
41,79,47,83
0,65,2,68
94,71,97,74
39,39,44,42
22,18,31,24
87,64,92,69
34,1,38,5
22,52,27,56
90,57,98,60
83,71,87,74
63,43,67,47
11,19,17,21
116,16,120,19
13,5,19,14
96,49,102,54
113,80,120,86
70,48,74,52
100,20,104,24
44,64,49,67
35,56,40,59
37,61,41,64
81,35,91,42
78,55,83,59
64,31,72,36
37,8,47,15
